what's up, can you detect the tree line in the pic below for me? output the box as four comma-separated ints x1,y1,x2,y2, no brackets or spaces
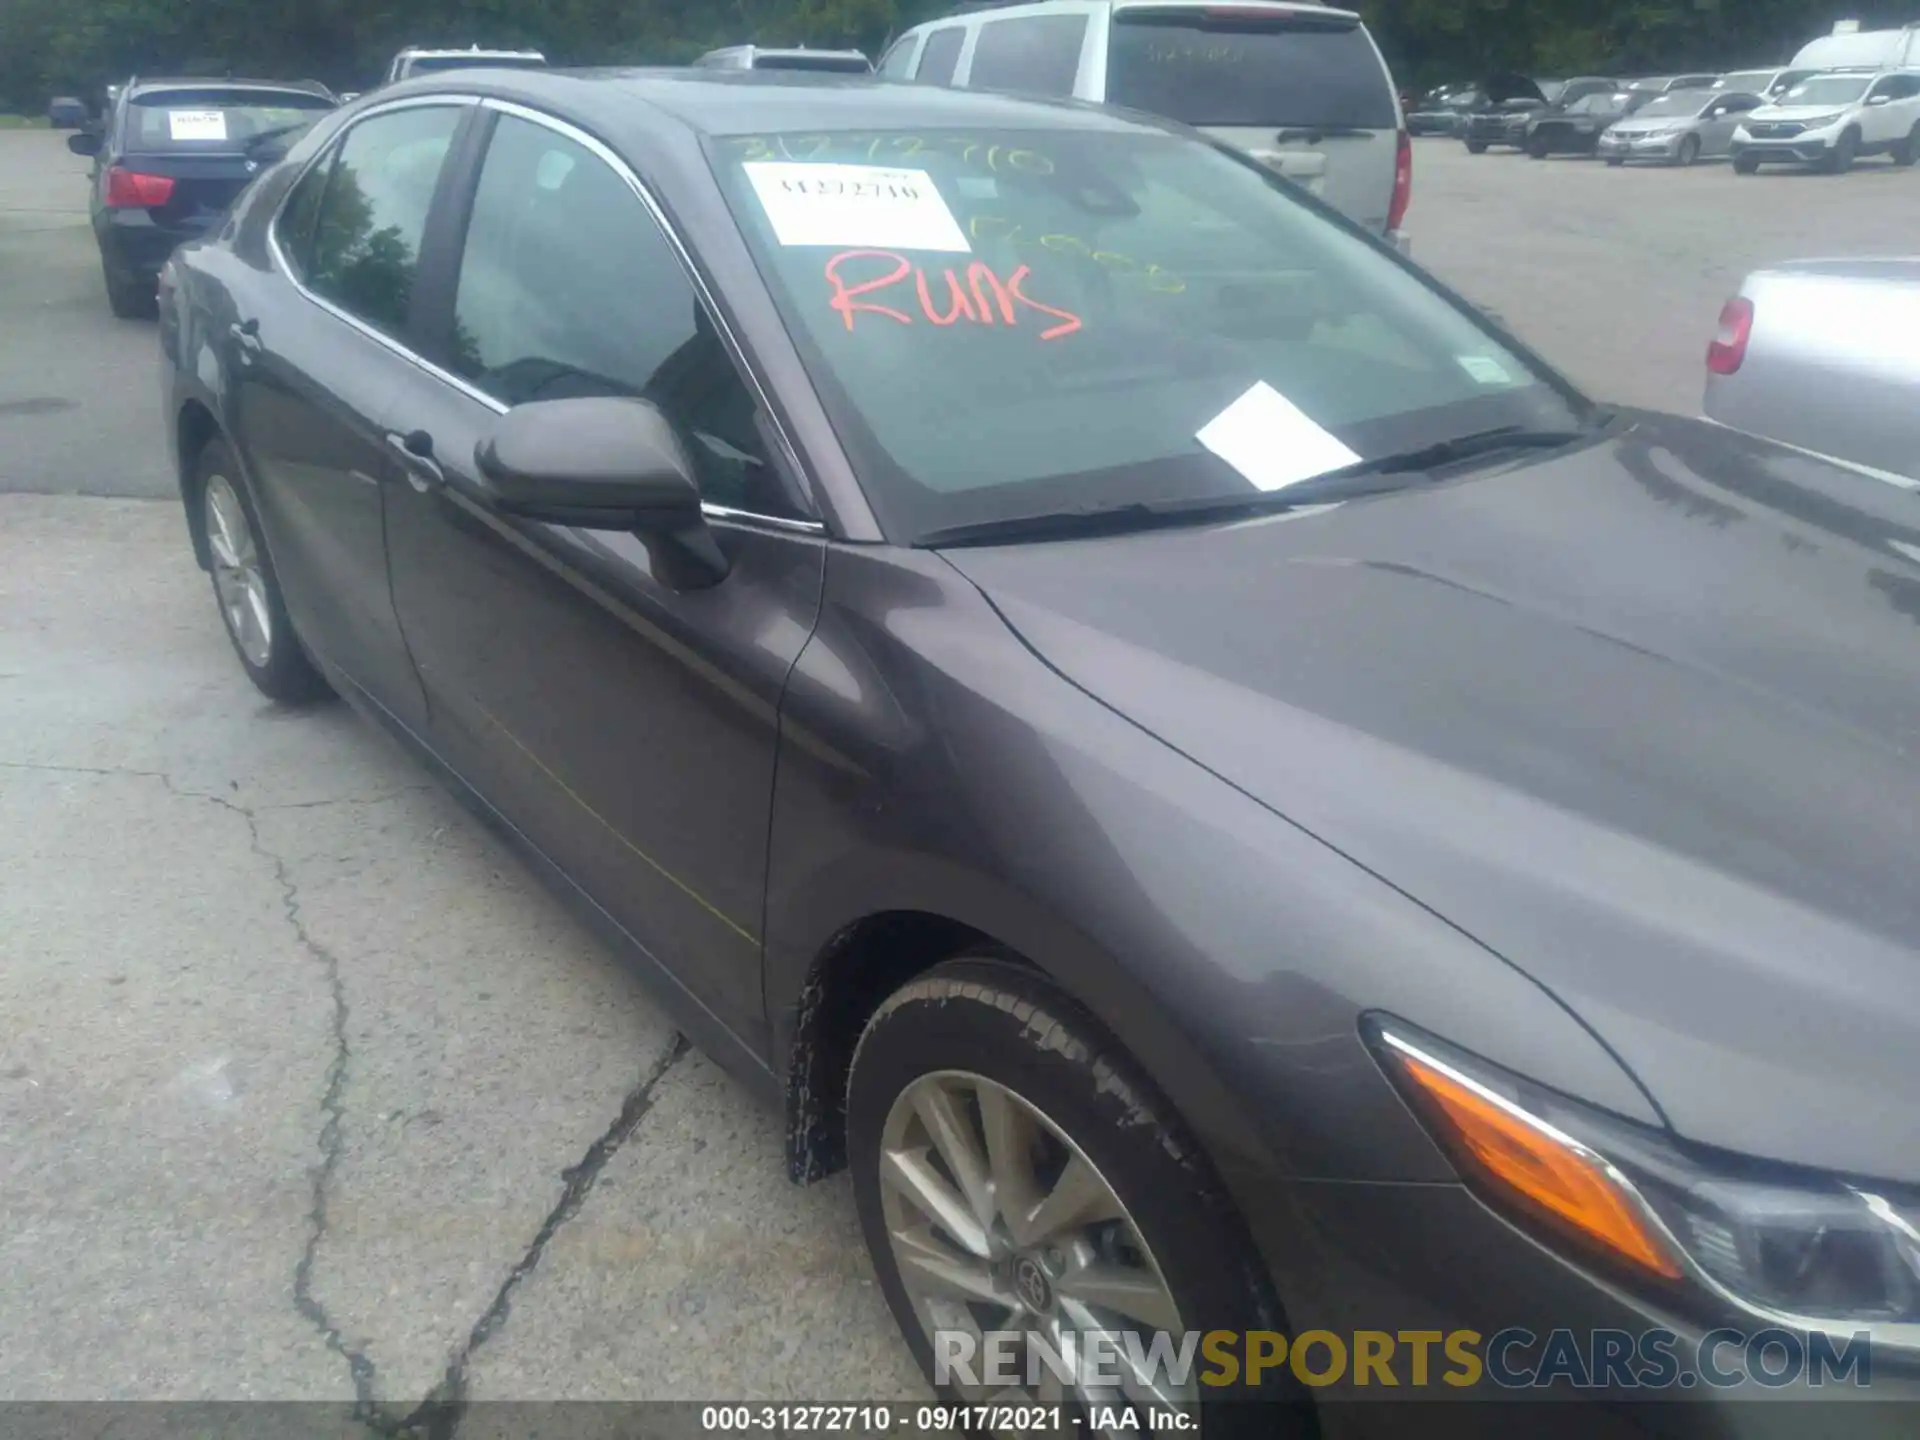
3,0,1914,113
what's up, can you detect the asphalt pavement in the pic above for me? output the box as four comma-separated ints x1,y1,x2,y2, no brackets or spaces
2,122,1916,1411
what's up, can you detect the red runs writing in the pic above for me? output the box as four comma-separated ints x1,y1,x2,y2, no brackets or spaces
824,249,1083,341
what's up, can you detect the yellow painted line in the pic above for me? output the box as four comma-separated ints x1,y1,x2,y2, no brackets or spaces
466,691,760,949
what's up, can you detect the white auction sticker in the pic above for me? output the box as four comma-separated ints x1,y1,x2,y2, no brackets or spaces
1456,353,1514,385
167,109,228,141
1196,381,1361,492
743,162,969,252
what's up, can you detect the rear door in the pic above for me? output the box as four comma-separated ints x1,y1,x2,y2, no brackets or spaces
116,87,337,238
1100,2,1400,234
225,100,471,731
1701,93,1761,154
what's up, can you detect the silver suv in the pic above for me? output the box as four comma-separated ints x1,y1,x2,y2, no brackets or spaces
694,45,872,73
1731,68,1920,172
878,0,1411,246
383,46,548,85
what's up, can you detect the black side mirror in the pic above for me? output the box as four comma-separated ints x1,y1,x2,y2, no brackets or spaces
66,130,102,157
474,396,729,590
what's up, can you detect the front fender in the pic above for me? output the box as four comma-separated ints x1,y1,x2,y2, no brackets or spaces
764,545,1658,1191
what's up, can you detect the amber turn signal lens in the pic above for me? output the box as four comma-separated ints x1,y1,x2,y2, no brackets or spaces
1388,1042,1683,1280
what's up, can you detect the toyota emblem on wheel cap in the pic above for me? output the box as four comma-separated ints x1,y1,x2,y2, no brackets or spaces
1012,1256,1052,1313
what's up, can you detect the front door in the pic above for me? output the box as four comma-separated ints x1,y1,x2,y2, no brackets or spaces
382,108,827,1048
228,102,469,730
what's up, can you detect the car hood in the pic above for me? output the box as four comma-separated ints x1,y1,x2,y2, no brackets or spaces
943,412,1920,1184
1748,103,1855,122
1479,72,1549,107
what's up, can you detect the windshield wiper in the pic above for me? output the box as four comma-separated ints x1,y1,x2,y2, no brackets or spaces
1304,424,1599,486
917,425,1601,550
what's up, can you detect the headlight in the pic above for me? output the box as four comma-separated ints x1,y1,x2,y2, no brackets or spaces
1369,1020,1920,1332
1797,113,1843,129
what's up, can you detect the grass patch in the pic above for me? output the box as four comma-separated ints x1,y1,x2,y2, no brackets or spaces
0,114,52,129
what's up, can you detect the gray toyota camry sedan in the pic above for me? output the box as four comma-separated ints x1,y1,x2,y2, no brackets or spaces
157,67,1920,1435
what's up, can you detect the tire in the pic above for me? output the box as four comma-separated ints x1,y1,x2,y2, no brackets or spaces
1733,153,1760,175
1825,128,1857,174
848,959,1309,1437
1605,155,1625,167
1465,140,1487,154
1676,135,1701,167
1893,123,1920,167
101,252,155,319
192,439,332,703
1526,133,1552,159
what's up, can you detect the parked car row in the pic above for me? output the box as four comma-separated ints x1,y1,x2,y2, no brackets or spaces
1424,70,1920,172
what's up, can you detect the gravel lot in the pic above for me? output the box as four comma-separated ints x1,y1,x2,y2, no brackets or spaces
1,121,1914,1411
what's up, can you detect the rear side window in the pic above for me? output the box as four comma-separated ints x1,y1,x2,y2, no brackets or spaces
275,153,333,280
307,105,462,339
1105,12,1396,129
123,89,333,152
967,15,1088,96
916,27,966,85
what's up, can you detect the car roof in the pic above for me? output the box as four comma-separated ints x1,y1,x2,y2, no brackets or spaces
914,0,1360,23
391,65,1180,139
398,46,545,57
125,76,335,99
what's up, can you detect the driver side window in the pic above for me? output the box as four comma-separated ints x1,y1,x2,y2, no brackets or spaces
447,114,803,519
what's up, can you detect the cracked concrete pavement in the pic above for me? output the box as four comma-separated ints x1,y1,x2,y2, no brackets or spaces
0,489,924,1414
1,126,924,1416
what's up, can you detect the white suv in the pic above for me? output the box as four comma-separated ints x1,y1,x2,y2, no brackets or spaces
384,46,548,85
1731,68,1920,172
877,0,1412,246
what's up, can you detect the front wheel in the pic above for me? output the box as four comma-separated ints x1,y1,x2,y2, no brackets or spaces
1605,155,1625,167
1733,152,1761,174
848,960,1308,1437
1825,129,1857,174
1464,139,1488,154
1675,135,1701,167
194,440,332,703
1526,133,1552,159
1893,123,1920,166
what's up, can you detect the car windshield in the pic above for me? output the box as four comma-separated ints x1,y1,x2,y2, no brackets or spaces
1104,12,1395,129
1783,75,1871,105
753,53,871,72
1718,71,1776,93
1566,93,1624,115
406,54,546,74
1633,92,1709,119
710,126,1588,542
124,90,333,152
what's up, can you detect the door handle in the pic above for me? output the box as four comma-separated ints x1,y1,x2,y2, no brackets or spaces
387,429,444,492
229,317,262,356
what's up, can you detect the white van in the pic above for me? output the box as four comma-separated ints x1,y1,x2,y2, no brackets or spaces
877,0,1412,246
1791,21,1920,73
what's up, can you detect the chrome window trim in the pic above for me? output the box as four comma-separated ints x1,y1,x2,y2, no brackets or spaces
261,91,827,538
476,97,828,537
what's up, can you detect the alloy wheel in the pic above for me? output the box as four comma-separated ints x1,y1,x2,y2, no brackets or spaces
877,1069,1193,1431
204,473,272,669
